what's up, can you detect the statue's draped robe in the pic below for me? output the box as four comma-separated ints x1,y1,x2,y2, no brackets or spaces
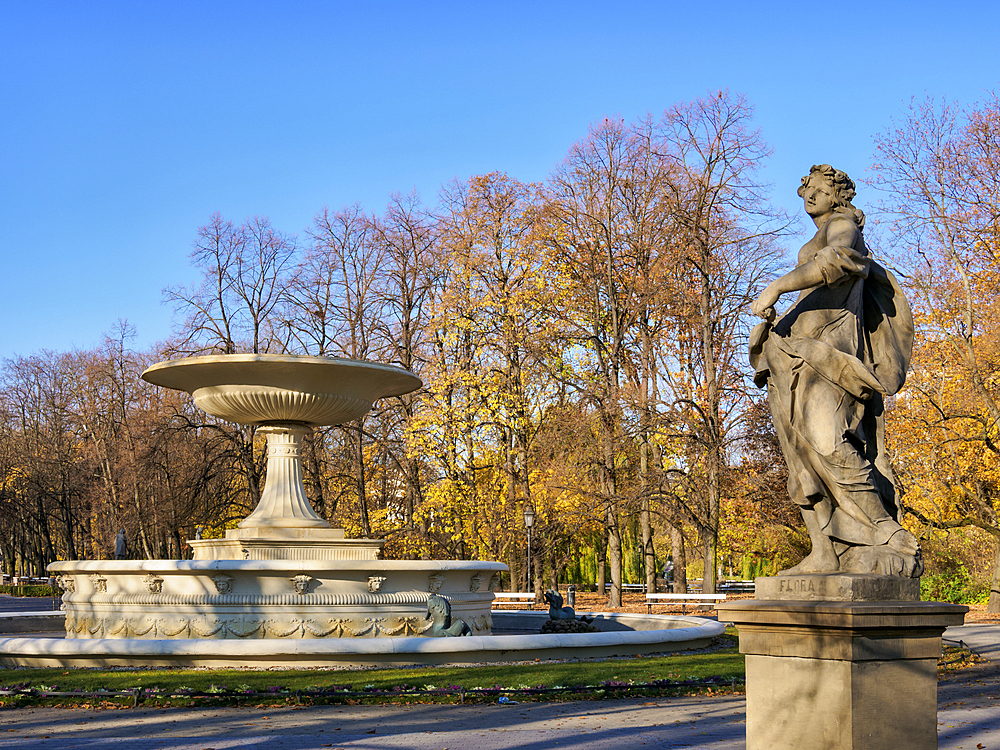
750,213,914,550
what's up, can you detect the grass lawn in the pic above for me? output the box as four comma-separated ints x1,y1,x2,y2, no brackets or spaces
0,631,976,708
0,635,743,707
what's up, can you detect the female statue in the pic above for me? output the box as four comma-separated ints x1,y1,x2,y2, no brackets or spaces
750,165,921,577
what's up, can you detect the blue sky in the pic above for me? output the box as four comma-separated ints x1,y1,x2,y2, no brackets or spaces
2,1,998,358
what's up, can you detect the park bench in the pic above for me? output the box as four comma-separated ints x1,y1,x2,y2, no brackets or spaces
491,592,538,608
718,580,755,594
604,582,648,592
645,593,727,614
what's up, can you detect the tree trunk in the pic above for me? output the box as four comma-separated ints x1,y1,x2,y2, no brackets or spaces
533,554,543,601
507,544,521,593
989,537,1000,613
607,504,623,607
596,533,607,594
671,523,688,594
354,420,371,538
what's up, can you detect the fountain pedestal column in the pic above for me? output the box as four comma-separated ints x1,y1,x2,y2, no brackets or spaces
241,424,327,528
718,574,967,750
189,423,385,560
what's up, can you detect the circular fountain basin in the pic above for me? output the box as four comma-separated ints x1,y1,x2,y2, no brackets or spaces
48,559,504,641
0,611,725,668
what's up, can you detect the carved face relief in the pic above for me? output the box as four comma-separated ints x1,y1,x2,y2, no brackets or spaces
89,574,107,593
367,575,387,593
488,573,501,592
212,574,234,595
470,573,484,592
428,573,445,593
143,574,164,594
58,575,76,594
290,575,315,596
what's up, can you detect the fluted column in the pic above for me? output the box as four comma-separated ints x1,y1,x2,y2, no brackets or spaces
239,425,331,528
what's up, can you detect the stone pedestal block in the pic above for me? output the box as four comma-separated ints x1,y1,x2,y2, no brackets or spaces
754,573,920,602
717,597,966,750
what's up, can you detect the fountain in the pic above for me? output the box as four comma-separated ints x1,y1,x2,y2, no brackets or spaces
0,353,724,667
48,354,505,644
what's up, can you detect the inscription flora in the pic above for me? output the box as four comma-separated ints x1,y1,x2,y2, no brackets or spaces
777,578,817,594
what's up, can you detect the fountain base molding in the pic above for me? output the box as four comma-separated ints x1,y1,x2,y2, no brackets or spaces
718,575,967,750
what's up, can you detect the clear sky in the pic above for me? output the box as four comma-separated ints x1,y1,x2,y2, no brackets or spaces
2,1,998,359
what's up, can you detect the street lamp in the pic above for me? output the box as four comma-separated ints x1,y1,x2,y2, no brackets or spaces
523,505,535,594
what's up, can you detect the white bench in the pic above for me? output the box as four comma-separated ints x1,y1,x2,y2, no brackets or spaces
646,593,726,613
491,592,538,608
604,583,648,592
719,580,755,594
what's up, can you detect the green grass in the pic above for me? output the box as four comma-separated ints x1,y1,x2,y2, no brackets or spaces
0,635,743,707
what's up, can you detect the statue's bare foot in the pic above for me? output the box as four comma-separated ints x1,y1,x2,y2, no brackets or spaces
779,549,839,575
886,528,920,556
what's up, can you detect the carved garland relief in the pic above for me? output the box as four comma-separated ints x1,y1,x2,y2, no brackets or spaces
62,613,471,639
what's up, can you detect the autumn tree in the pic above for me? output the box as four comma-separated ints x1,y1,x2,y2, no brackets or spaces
651,92,788,594
543,118,667,605
0,351,91,572
371,194,439,543
163,213,298,529
873,94,1000,610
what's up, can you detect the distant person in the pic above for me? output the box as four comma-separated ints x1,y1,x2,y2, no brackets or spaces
114,528,128,560
663,558,674,592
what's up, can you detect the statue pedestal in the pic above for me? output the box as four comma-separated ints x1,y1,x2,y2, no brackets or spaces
718,578,966,750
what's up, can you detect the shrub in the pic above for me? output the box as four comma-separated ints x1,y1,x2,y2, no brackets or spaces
920,565,989,605
0,585,56,597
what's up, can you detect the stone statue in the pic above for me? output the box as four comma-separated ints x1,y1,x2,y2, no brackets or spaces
543,590,593,622
541,590,597,633
114,529,128,560
749,164,922,578
426,594,471,637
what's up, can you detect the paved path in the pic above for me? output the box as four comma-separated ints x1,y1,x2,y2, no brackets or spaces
0,596,59,614
0,698,749,749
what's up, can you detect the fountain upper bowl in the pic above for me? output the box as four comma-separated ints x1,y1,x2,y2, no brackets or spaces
141,354,422,426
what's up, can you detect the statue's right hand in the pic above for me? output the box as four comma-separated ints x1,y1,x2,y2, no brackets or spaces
751,284,780,320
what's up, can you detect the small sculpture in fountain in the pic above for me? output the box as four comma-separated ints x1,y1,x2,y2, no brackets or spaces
541,590,597,633
426,594,471,637
750,165,921,578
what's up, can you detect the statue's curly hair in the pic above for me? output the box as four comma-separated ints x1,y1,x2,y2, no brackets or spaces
798,164,866,229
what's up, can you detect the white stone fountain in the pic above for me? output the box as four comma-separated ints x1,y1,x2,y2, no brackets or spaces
48,354,506,643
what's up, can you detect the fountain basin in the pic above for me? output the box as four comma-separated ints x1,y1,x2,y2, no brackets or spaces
141,354,422,426
50,560,505,640
0,612,725,667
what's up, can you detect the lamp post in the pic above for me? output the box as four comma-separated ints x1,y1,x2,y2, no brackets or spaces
523,504,535,594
